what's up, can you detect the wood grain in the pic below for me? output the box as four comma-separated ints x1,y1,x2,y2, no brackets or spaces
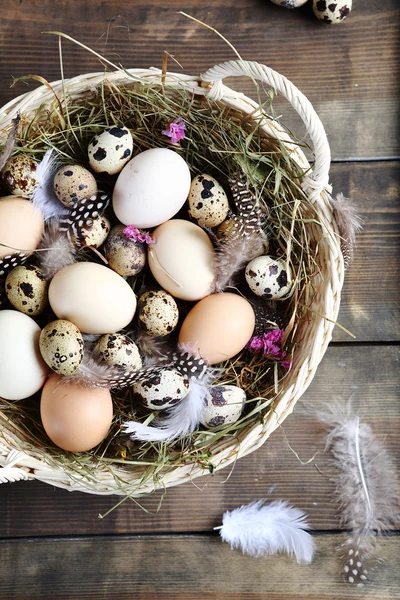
0,0,399,160
0,345,398,538
0,534,399,599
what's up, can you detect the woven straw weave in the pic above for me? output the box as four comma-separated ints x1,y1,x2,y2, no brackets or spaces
0,61,344,495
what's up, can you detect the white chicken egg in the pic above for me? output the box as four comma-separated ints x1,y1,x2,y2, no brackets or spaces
0,310,48,400
88,126,133,175
113,148,191,228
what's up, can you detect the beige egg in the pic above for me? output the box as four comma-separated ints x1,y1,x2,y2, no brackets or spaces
134,369,190,411
105,224,146,277
2,154,38,197
70,214,110,248
40,375,113,452
5,265,48,316
0,196,44,263
245,255,292,299
138,290,179,337
88,126,133,175
95,333,142,370
200,385,246,428
269,0,308,7
39,319,84,375
312,0,352,23
188,174,229,228
53,164,98,207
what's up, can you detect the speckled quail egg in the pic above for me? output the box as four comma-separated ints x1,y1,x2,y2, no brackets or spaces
188,174,229,228
94,333,142,370
105,224,146,277
200,385,246,428
312,0,352,23
70,214,111,248
5,264,49,316
39,319,84,375
53,164,98,207
269,0,308,7
245,255,292,300
88,126,133,175
138,290,179,337
2,154,38,197
217,217,269,256
134,369,190,411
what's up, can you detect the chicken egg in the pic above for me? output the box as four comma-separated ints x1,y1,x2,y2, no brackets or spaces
113,148,191,228
178,293,255,365
138,290,179,337
5,264,48,316
39,319,84,376
53,164,98,208
188,174,229,228
134,369,190,411
48,262,137,334
88,126,133,175
40,375,113,452
105,224,146,277
0,310,48,400
200,385,246,428
94,333,142,370
148,219,215,301
2,154,38,197
0,197,44,265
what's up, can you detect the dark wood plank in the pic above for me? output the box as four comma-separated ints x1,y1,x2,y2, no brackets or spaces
0,0,399,160
0,534,399,599
330,161,400,342
1,345,398,537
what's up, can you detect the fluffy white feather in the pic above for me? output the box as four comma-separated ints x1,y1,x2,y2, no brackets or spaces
218,499,315,564
316,400,400,586
37,222,76,280
123,376,211,442
31,149,68,220
330,193,362,269
213,233,265,292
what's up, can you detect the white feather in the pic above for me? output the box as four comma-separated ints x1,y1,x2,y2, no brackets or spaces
218,500,315,564
38,222,76,280
123,376,210,443
31,149,68,221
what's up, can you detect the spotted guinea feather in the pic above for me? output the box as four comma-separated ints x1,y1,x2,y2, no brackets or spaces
229,176,262,237
59,192,110,247
0,253,28,279
0,115,20,171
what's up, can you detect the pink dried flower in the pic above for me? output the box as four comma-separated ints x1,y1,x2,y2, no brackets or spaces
246,329,291,368
123,225,153,245
246,336,264,352
281,360,292,370
162,118,186,145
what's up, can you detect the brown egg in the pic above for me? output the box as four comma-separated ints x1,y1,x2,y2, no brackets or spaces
40,375,113,452
2,154,38,197
0,196,44,261
178,293,255,365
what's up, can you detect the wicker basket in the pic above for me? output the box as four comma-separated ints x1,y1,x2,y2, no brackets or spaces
0,60,343,495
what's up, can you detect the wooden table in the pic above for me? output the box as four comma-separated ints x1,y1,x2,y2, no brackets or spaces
0,1,399,598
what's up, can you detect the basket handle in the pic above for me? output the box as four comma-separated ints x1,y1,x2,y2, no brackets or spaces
201,60,331,199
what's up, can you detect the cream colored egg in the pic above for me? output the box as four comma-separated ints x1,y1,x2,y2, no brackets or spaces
138,290,179,337
70,214,110,248
95,333,142,370
113,148,191,228
312,0,352,23
88,126,133,175
134,369,190,411
40,375,113,452
245,255,292,299
105,224,146,277
2,154,38,197
148,220,215,301
53,164,98,207
39,319,84,375
0,196,44,261
0,310,48,400
188,174,229,228
5,265,48,316
48,262,137,334
200,385,246,428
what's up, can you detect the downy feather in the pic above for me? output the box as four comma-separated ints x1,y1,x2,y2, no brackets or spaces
31,149,68,221
0,115,20,171
330,193,362,269
213,234,265,292
123,373,214,443
37,222,76,280
316,400,400,586
218,499,315,564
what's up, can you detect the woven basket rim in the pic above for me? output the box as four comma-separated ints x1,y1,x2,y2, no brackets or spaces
0,66,344,496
